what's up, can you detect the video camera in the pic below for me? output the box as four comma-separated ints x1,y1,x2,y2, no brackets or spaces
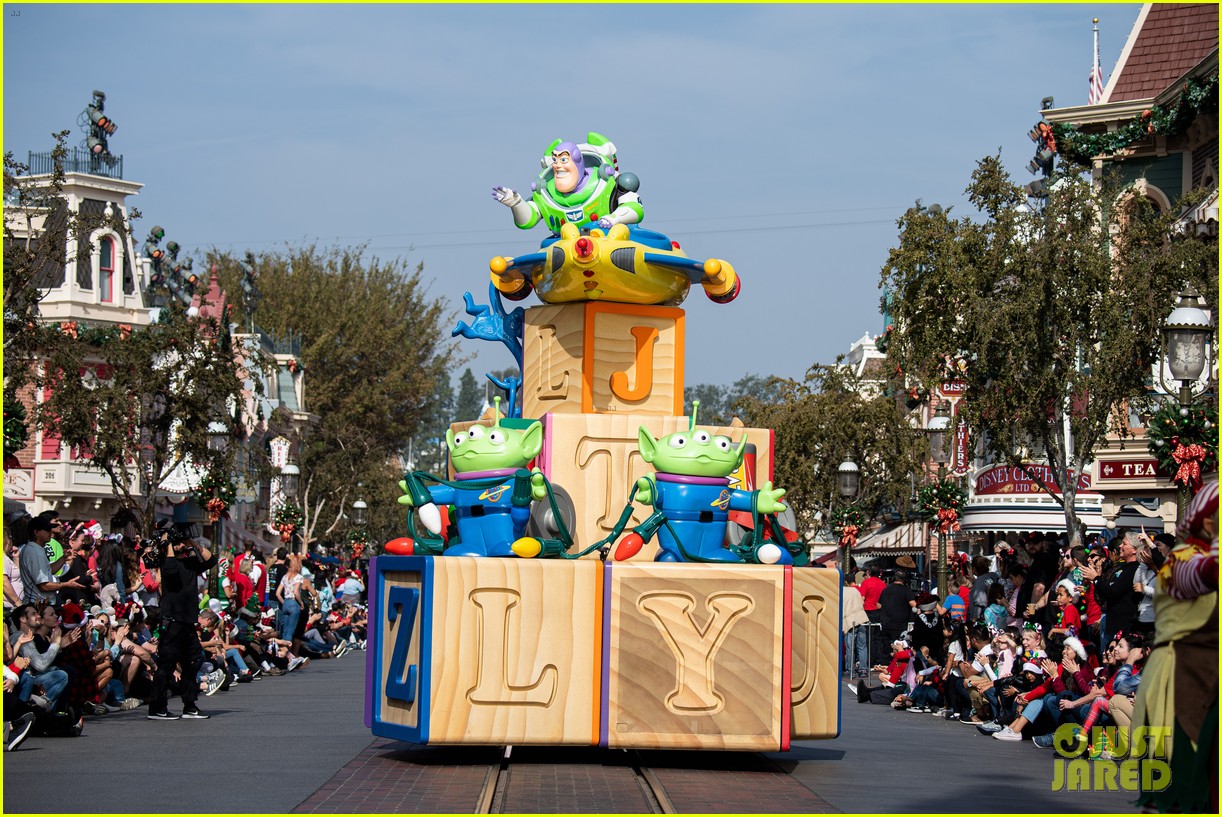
153,519,197,560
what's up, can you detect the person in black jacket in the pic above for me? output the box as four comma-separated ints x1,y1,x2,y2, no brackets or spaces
146,525,217,721
1095,529,1142,647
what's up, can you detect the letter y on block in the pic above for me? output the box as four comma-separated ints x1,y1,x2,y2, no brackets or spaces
638,591,754,715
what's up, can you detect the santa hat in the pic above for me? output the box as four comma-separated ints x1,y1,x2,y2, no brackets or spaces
1056,578,1081,600
1063,636,1087,661
915,591,938,613
1022,661,1045,675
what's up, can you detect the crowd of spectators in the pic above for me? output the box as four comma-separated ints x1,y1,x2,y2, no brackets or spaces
3,509,368,751
843,479,1216,805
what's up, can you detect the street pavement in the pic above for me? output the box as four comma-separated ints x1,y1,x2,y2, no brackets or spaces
4,656,1137,813
773,682,1136,813
2,651,372,813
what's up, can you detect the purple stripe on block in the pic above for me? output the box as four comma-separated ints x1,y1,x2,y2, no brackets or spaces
364,556,378,730
600,561,612,748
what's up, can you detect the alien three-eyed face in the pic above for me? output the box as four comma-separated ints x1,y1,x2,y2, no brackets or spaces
446,421,542,474
638,426,745,478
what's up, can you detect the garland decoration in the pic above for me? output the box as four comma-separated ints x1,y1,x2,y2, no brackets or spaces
274,503,304,543
4,396,29,453
1146,402,1216,492
831,506,865,548
54,320,136,346
917,476,968,534
1051,71,1218,167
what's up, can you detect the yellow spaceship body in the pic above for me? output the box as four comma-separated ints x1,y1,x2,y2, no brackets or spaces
490,223,740,307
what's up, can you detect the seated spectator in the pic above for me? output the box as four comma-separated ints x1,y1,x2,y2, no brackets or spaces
991,637,1092,741
10,604,72,713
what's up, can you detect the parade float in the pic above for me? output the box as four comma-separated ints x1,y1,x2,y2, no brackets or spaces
366,134,842,751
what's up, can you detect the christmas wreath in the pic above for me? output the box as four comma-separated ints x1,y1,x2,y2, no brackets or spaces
1146,402,1216,492
274,503,304,543
917,476,968,534
194,470,237,522
830,506,865,547
347,529,370,560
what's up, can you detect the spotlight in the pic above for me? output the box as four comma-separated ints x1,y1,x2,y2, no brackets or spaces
1041,96,1055,110
1024,178,1048,198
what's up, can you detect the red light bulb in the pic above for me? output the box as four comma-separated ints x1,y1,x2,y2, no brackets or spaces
614,533,644,561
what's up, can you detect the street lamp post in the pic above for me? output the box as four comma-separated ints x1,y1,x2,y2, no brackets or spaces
207,421,229,549
1160,285,1214,522
927,402,952,598
838,459,860,575
281,456,300,553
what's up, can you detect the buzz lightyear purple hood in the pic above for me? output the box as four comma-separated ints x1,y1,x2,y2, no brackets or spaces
553,141,590,191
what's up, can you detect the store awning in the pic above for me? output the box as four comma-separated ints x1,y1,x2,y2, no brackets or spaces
854,521,925,554
960,498,1156,534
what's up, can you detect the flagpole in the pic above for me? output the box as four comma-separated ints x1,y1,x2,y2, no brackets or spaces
1090,18,1103,105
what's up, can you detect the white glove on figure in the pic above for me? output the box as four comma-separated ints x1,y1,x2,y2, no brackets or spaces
491,186,523,207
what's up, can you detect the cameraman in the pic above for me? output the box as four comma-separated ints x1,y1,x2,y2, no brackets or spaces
147,524,216,721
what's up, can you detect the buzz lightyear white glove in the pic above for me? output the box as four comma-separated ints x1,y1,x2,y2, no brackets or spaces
491,186,536,228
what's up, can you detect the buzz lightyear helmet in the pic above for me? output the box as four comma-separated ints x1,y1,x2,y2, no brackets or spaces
536,132,619,191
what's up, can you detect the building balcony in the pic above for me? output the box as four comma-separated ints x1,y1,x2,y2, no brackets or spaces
27,148,123,180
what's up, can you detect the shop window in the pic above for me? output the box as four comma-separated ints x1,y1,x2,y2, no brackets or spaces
99,236,115,302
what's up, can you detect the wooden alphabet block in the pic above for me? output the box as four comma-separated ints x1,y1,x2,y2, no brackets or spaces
427,558,602,745
368,555,432,744
522,303,685,418
537,412,774,558
368,555,602,746
789,568,842,740
604,563,786,750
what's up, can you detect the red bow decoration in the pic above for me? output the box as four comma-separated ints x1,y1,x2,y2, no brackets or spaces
1171,442,1206,489
205,497,227,523
278,522,296,543
62,321,78,339
118,323,132,339
936,507,961,534
839,524,859,548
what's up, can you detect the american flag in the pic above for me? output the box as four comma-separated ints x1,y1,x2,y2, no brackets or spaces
1089,19,1104,105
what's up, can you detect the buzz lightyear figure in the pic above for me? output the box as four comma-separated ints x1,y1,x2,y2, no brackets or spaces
492,132,643,236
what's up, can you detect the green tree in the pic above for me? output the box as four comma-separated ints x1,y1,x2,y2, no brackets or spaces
880,157,1217,546
736,362,925,538
210,244,457,546
454,367,484,422
33,306,246,536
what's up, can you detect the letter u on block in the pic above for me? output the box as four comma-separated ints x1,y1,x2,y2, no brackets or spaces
637,591,754,714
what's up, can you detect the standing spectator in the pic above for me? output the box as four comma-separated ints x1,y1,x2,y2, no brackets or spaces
859,567,885,619
1095,528,1142,646
147,527,217,721
968,556,999,622
878,569,916,648
266,548,288,621
4,529,25,612
1132,536,1158,636
276,555,305,645
18,517,83,605
841,573,870,677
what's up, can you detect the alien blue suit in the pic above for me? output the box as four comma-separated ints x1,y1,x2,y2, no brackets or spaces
425,468,530,557
645,473,745,563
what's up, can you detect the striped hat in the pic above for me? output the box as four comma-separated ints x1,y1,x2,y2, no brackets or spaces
1178,478,1218,539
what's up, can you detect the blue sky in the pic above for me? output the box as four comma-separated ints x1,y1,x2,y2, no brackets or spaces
3,3,1142,388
